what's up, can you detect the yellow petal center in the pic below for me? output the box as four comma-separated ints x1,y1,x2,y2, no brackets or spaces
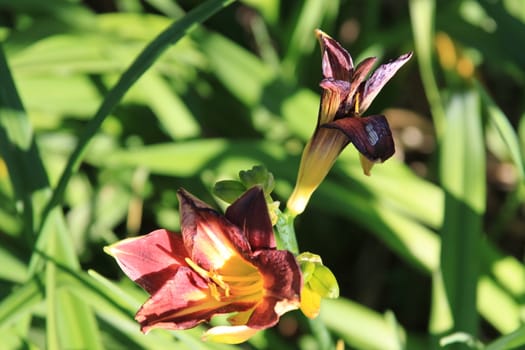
185,256,264,304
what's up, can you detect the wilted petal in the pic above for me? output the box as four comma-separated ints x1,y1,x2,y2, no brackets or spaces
105,229,187,294
203,325,259,344
315,29,353,81
323,114,395,164
359,52,413,113
225,186,275,251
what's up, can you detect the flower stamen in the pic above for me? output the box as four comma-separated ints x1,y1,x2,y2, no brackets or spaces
185,257,231,298
354,91,361,115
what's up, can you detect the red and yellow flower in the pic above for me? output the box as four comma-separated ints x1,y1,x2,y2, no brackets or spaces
106,187,301,344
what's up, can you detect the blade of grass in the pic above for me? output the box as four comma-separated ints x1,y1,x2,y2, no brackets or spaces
477,276,521,334
320,298,416,350
485,325,525,350
44,208,103,350
0,245,27,283
197,30,274,107
281,0,339,81
477,80,525,179
0,276,44,328
438,90,485,339
408,0,446,140
41,0,236,233
1,44,103,348
135,72,201,139
0,45,50,240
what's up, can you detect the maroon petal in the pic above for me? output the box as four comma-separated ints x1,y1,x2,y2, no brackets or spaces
322,114,395,162
319,78,351,100
177,188,252,271
346,57,377,113
316,30,353,81
107,229,188,294
319,78,351,122
136,266,255,333
247,250,302,329
359,52,413,113
225,186,276,251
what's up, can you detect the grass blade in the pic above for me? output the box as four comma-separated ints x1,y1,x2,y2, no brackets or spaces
408,0,446,140
486,325,525,350
438,89,485,337
42,0,236,230
0,45,50,239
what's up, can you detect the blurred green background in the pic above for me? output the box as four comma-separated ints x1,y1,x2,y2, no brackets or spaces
0,0,524,349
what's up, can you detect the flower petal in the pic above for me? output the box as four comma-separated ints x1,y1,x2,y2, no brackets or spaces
105,229,187,294
315,29,353,81
203,325,259,344
359,52,413,113
178,188,251,271
136,266,255,333
286,128,349,215
225,186,276,251
246,250,301,328
319,79,350,124
323,114,395,163
345,57,377,114
300,286,322,319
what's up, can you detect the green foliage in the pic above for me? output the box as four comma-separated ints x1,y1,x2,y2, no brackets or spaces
0,0,524,349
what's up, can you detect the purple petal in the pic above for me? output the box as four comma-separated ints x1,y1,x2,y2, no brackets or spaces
359,52,413,113
247,250,302,329
322,115,395,161
225,186,276,251
345,57,377,113
316,30,353,81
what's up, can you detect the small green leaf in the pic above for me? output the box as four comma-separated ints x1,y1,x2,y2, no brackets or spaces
213,180,246,203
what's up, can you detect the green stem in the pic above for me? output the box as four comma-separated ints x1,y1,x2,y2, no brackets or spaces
275,209,299,254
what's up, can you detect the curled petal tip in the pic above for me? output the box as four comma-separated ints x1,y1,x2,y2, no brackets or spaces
314,28,329,39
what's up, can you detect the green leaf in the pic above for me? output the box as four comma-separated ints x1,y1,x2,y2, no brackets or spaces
486,325,525,350
438,89,485,336
409,0,446,140
321,298,412,350
213,180,246,203
0,45,51,238
477,81,525,179
198,30,274,107
281,0,339,79
44,0,237,231
133,72,200,139
0,277,44,329
0,245,27,283
44,209,102,350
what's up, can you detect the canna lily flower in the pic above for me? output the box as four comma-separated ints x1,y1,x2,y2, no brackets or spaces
287,29,412,216
106,187,301,344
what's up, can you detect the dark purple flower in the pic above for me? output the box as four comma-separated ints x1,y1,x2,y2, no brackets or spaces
287,30,412,215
